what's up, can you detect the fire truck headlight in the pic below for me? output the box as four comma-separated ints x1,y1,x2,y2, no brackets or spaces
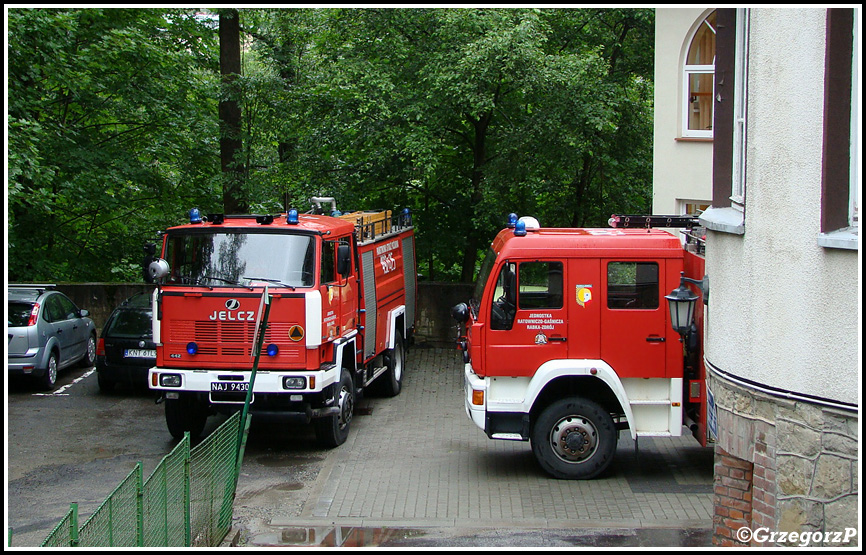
186,342,198,355
266,344,279,357
283,376,307,390
160,374,182,387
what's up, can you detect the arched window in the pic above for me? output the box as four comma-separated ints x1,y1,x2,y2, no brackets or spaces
683,11,716,137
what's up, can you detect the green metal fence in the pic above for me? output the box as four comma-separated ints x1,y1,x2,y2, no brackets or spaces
38,410,251,548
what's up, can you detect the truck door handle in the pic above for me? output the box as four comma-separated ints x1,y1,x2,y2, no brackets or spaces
549,336,567,342
646,336,665,343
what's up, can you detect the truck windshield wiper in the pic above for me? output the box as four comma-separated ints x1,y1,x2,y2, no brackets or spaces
202,275,253,290
242,277,296,290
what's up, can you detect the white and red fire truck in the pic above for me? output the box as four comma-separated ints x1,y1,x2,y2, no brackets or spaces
452,214,708,479
145,197,417,447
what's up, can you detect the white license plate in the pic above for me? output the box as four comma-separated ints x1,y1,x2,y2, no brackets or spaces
124,349,156,358
211,381,250,393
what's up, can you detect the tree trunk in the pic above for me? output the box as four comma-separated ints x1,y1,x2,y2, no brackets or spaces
219,9,246,214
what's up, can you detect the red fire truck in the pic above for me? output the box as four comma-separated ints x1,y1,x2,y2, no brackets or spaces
452,214,708,479
145,197,416,447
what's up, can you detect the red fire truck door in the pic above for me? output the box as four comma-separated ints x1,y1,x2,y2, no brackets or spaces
600,259,668,378
484,260,568,378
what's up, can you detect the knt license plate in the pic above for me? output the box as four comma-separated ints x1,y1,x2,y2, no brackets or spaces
124,349,156,358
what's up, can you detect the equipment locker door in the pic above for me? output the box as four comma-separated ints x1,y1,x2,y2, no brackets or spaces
485,260,568,378
600,259,667,378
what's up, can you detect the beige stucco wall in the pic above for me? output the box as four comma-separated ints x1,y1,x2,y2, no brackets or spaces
703,9,859,406
652,8,714,214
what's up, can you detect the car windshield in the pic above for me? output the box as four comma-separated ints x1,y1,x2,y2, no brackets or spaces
163,231,316,288
8,301,34,327
104,310,153,339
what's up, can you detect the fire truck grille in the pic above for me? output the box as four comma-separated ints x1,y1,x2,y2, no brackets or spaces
169,320,302,359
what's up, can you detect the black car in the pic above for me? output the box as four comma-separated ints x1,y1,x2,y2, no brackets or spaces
96,293,156,392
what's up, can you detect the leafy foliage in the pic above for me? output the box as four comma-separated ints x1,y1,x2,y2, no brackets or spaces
7,8,655,284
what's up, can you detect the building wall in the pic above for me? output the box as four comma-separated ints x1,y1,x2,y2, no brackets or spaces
652,8,714,215
702,9,858,546
703,8,859,406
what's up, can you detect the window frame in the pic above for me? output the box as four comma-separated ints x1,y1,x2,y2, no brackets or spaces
729,8,750,208
818,7,858,250
682,11,717,138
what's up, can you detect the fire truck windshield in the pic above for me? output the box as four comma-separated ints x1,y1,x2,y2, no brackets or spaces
163,231,316,288
471,248,498,314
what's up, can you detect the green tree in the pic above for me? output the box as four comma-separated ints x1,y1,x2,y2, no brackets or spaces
7,8,220,281
291,8,654,282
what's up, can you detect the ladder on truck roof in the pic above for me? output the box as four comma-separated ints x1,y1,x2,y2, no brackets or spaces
608,214,701,229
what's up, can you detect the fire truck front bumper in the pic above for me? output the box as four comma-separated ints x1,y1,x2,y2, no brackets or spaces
463,363,487,431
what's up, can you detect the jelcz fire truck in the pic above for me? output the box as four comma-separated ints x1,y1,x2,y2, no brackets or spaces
145,197,416,447
452,214,707,479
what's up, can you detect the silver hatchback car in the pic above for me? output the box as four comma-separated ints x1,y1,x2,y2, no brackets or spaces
8,284,97,389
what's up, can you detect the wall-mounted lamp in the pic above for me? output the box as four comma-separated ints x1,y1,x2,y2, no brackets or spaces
665,272,709,336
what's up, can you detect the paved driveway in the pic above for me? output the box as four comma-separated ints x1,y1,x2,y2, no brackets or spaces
231,346,714,547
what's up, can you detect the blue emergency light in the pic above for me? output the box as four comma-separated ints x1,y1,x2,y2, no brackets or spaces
189,208,202,224
507,213,518,228
514,220,527,236
286,209,299,225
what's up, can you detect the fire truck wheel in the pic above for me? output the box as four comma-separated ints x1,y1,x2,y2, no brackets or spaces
530,397,617,480
165,394,208,440
380,332,405,397
314,369,354,448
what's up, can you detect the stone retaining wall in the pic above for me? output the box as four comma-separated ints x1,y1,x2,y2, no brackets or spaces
52,281,472,346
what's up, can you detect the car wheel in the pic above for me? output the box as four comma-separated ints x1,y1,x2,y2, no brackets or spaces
165,394,208,440
80,335,97,368
530,397,617,480
314,369,354,448
41,353,59,390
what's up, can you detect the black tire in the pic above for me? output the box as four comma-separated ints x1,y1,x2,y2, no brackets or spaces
530,397,617,480
97,371,115,393
80,335,97,368
40,352,59,390
165,394,208,440
379,332,405,397
314,369,354,448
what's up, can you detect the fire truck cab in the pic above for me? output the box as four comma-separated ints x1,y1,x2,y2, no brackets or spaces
453,214,707,479
145,198,416,447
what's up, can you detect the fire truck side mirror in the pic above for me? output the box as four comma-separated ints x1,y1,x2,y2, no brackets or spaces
142,243,157,283
337,244,351,277
451,303,470,324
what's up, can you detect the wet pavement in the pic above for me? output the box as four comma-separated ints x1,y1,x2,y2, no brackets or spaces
225,346,715,548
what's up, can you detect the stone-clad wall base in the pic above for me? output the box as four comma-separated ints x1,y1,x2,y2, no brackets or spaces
708,371,858,547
